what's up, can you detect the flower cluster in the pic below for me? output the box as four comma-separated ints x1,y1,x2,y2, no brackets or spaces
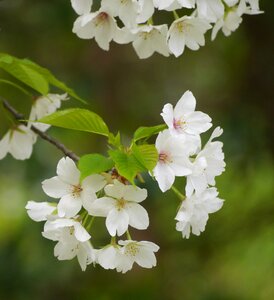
24,90,225,271
0,93,68,160
26,157,159,272
70,0,262,58
152,90,225,238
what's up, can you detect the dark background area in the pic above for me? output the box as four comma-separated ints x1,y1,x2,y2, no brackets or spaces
0,1,273,299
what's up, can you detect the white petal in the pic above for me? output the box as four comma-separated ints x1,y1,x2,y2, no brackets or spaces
0,131,10,160
42,176,71,198
153,163,175,192
57,157,80,185
97,245,120,269
174,90,196,116
25,201,56,222
106,208,129,236
82,174,106,193
74,222,91,242
71,0,93,15
135,248,157,268
89,197,115,217
104,180,125,199
123,185,147,203
126,203,149,230
57,194,82,218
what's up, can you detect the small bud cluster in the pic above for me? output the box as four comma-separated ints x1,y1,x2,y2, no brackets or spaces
70,0,262,58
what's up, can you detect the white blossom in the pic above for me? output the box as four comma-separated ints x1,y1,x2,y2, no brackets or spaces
175,187,224,238
97,244,122,270
153,129,193,192
43,218,95,271
0,125,37,160
161,90,212,137
89,180,149,236
186,127,226,196
26,201,57,222
28,93,69,132
168,16,211,57
73,11,119,50
131,25,170,59
42,157,106,218
117,240,160,273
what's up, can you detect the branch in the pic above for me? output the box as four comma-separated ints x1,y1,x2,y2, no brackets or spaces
2,99,79,162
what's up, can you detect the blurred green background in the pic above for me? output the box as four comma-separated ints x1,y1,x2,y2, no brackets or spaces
0,1,273,299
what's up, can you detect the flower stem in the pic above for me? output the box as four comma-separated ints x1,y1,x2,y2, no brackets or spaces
126,230,132,240
171,186,186,201
111,236,116,246
173,10,180,20
86,216,95,231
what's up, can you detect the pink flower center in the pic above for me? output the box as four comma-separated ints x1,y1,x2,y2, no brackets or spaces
173,118,186,130
159,152,171,164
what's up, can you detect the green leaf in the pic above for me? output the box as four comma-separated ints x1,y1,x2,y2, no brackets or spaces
0,53,85,102
108,132,121,148
132,144,158,171
0,79,32,96
38,108,109,136
0,54,49,94
133,124,167,141
78,154,114,180
21,58,86,103
109,149,143,183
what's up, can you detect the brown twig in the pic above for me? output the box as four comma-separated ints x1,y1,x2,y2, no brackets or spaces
2,99,79,162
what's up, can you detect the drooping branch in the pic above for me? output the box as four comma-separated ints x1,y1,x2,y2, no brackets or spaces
2,99,79,162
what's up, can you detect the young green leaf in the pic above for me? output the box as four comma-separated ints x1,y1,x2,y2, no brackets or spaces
0,54,49,95
78,154,114,180
132,144,158,171
0,53,85,102
109,149,144,183
38,108,109,136
133,124,167,141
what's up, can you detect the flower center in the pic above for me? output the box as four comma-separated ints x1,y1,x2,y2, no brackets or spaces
116,198,127,210
125,243,139,257
173,118,186,130
176,22,190,33
159,152,172,164
72,184,83,197
95,12,108,26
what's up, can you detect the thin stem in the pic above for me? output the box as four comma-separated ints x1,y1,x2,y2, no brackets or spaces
126,230,132,240
86,216,95,231
171,185,186,201
173,10,180,20
111,236,116,246
82,212,89,227
2,98,79,162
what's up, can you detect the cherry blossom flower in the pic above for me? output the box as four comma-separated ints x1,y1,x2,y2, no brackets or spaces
167,16,211,57
196,0,225,23
89,180,149,236
175,187,224,238
131,25,170,59
161,90,212,137
42,157,106,218
117,240,160,273
0,125,37,160
43,218,95,271
25,201,57,222
185,127,226,196
153,130,193,192
73,11,118,50
28,93,69,132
